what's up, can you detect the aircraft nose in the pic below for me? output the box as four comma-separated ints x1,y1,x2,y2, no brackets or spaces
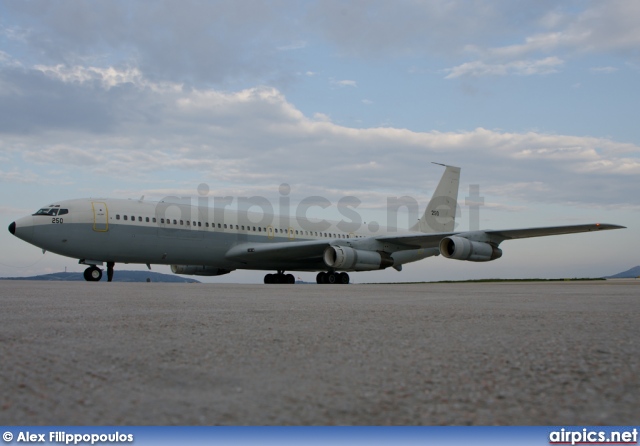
9,221,16,235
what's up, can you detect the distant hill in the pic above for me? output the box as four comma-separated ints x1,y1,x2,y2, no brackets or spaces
605,265,640,279
1,270,200,283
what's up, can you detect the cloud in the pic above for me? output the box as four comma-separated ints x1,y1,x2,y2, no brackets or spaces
590,66,618,74
0,169,42,184
277,41,307,51
444,56,563,79
34,64,148,89
0,64,637,209
4,1,640,88
441,2,640,79
305,0,559,58
3,0,301,85
331,79,357,87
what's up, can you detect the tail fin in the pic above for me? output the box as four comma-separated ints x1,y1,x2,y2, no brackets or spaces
410,164,461,233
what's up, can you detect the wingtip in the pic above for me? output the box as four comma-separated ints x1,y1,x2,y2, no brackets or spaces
596,223,626,230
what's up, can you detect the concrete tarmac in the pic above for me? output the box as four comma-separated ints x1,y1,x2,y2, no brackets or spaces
0,280,638,425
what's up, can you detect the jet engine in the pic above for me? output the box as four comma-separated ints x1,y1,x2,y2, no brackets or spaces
323,246,394,271
170,265,234,276
439,236,502,262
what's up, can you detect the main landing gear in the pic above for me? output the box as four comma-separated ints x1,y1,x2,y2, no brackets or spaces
83,261,115,282
264,271,295,284
316,272,350,284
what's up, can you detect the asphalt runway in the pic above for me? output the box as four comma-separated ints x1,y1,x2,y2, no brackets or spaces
1,280,638,425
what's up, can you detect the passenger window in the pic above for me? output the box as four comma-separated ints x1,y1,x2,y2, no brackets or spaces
258,227,261,232
124,215,128,221
198,222,202,227
253,226,256,231
218,223,221,228
116,215,120,220
138,217,142,222
145,217,149,222
180,220,184,225
173,219,177,225
224,224,227,229
152,218,156,223
186,221,190,226
131,216,135,221
161,218,165,224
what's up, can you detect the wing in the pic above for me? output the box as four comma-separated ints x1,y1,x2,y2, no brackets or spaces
222,223,624,270
481,223,626,244
377,223,625,250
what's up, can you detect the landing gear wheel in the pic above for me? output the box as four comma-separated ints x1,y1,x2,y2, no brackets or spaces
316,271,349,284
264,272,295,284
83,266,102,282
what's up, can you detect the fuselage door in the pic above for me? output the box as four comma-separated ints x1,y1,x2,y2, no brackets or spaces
92,202,109,232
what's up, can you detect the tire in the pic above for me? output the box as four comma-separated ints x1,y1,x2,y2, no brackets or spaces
84,267,102,282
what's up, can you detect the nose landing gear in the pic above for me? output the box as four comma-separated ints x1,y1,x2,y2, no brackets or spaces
83,266,103,282
82,261,115,282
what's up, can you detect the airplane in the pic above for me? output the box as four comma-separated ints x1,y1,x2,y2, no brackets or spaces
8,165,625,284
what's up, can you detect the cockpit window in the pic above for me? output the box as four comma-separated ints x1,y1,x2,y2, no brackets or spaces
33,208,58,216
58,209,69,216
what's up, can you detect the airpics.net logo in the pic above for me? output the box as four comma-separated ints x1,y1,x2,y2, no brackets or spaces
549,428,638,445
151,182,486,234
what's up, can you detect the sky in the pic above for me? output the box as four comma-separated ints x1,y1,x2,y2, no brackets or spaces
0,0,638,283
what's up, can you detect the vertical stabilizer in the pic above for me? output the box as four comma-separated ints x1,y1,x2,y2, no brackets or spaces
410,164,460,233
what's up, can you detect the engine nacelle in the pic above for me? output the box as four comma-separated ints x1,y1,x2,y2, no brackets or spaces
439,236,502,262
170,265,234,276
323,246,394,271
